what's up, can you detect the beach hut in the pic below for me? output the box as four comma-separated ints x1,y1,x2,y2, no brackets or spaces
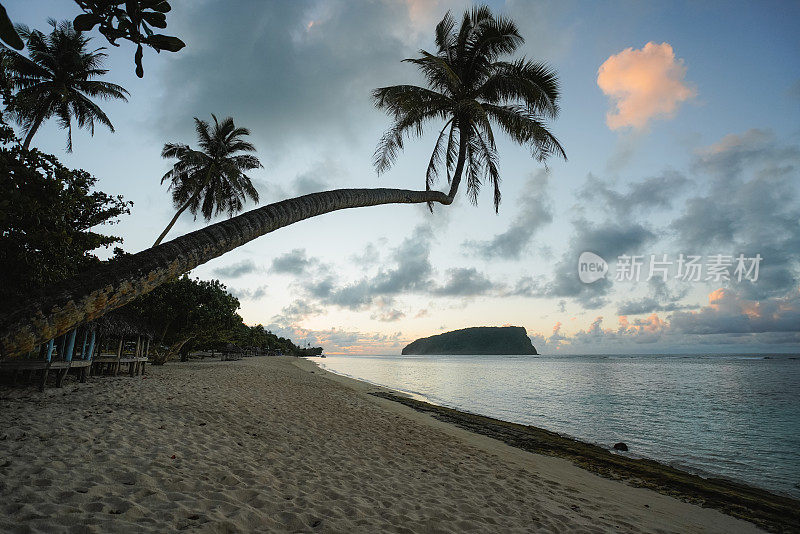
90,309,152,377
220,343,243,361
0,323,98,390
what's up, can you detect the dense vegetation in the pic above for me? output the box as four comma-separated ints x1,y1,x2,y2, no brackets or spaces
114,272,321,363
0,120,131,306
401,326,538,355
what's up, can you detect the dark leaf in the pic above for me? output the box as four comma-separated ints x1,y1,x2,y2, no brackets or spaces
0,4,23,49
134,43,143,77
146,33,184,52
150,1,172,13
72,13,101,32
142,11,166,29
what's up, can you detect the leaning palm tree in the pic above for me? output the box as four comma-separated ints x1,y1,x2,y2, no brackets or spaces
373,6,565,211
1,19,128,151
0,6,565,358
153,115,262,247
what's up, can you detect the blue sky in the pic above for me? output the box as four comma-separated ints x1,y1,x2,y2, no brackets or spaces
6,0,800,353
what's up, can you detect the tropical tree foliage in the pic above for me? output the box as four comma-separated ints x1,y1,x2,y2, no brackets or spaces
0,4,22,50
0,119,131,307
0,1,184,77
121,275,240,363
373,5,566,211
154,114,262,246
116,274,321,363
72,0,184,78
1,19,129,151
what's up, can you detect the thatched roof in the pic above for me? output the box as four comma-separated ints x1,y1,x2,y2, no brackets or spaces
92,307,152,338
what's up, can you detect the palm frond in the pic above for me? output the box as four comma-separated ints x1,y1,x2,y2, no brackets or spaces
478,59,560,118
425,117,455,190
484,103,566,162
371,4,565,210
402,51,461,94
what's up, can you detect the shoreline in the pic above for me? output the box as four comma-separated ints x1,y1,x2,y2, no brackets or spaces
303,356,800,533
0,356,786,533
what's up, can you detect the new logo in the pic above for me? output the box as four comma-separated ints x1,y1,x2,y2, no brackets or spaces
578,252,608,284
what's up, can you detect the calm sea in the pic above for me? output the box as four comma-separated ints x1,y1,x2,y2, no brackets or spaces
314,353,800,498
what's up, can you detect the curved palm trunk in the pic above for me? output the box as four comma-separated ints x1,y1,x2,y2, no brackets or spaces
21,113,45,151
154,169,216,247
447,125,469,200
153,198,193,247
0,188,451,358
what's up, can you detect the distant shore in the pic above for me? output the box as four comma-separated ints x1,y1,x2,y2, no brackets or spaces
0,356,782,533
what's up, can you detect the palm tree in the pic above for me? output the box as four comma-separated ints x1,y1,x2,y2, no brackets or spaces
1,19,128,151
373,6,565,211
0,7,565,358
153,115,262,247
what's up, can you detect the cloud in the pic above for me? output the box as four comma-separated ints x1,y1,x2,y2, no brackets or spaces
266,323,406,354
597,42,695,130
371,308,406,322
528,287,800,354
283,221,502,314
514,218,656,309
462,171,553,260
271,299,323,325
271,248,312,274
153,1,451,157
212,259,260,279
669,288,800,335
671,130,800,299
616,278,693,315
296,224,435,311
579,170,690,216
229,285,269,300
433,268,500,296
291,159,342,196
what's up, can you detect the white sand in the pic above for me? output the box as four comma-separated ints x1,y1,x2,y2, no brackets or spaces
0,356,763,533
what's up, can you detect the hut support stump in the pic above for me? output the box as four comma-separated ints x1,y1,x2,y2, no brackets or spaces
39,366,50,392
56,366,69,388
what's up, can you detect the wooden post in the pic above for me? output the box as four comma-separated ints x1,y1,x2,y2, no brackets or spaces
80,329,88,360
130,335,139,377
39,363,50,391
115,336,123,376
45,339,54,362
142,338,149,375
56,364,70,387
64,329,77,362
86,330,96,361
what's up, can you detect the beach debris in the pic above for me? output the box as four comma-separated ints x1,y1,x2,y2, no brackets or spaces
613,442,629,451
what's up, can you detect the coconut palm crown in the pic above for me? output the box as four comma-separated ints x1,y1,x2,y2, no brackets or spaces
154,114,262,246
373,6,566,212
1,19,129,151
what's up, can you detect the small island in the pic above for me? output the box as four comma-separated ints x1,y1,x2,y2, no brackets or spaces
401,326,538,355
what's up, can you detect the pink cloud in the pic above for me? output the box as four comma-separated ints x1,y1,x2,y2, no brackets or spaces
597,42,695,130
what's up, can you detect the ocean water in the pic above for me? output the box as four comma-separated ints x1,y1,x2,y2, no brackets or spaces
315,353,800,498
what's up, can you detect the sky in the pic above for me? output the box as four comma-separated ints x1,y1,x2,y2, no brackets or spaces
6,0,800,354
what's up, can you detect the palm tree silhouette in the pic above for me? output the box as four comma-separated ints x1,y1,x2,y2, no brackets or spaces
154,114,262,246
0,6,566,358
373,6,565,211
1,19,128,151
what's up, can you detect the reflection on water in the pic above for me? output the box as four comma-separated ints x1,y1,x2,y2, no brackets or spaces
316,353,800,498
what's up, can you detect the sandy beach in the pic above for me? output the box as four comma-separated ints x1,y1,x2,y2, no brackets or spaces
0,357,766,533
